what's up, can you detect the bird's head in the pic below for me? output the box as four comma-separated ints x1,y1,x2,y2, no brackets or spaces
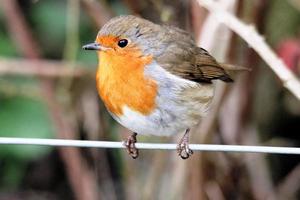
82,15,170,60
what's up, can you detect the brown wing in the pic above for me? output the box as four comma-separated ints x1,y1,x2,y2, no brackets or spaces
156,45,233,84
193,48,233,83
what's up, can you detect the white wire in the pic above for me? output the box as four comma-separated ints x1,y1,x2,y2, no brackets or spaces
0,137,299,155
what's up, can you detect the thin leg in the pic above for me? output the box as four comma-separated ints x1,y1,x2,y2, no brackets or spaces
176,129,193,159
123,132,139,159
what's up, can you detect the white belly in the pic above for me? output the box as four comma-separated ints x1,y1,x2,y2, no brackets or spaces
112,62,214,136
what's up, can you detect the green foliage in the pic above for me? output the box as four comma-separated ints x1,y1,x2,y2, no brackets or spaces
0,32,17,57
77,48,98,66
0,96,54,159
0,95,54,188
266,0,300,45
109,0,130,15
31,1,67,58
1,159,26,189
77,9,98,65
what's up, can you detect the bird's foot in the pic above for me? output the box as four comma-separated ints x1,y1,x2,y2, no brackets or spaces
123,132,139,159
176,129,193,159
177,142,193,159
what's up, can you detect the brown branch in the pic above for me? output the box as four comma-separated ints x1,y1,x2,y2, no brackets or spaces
219,2,276,199
243,129,277,200
205,181,226,200
198,0,300,100
187,1,238,199
221,0,269,143
64,0,80,61
122,0,142,14
277,164,300,199
0,58,93,78
43,86,99,200
190,0,208,41
80,0,114,28
1,1,99,199
0,0,40,58
287,0,300,12
142,151,168,200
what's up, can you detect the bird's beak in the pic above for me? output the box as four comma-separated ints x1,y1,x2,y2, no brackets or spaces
82,42,102,51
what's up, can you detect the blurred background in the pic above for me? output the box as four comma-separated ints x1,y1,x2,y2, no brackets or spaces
0,0,300,199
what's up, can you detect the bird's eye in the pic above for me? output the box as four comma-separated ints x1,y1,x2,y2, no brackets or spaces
118,39,128,48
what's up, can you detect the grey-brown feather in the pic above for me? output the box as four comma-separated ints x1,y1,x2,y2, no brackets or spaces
98,15,233,84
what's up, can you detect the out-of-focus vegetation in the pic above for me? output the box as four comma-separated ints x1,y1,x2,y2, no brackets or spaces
0,0,299,199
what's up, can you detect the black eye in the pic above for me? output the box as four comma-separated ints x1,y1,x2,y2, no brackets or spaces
118,39,128,48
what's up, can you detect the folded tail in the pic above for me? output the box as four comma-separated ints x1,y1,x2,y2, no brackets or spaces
220,63,251,72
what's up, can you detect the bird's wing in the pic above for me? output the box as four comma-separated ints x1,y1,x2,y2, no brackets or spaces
193,48,233,83
156,46,233,84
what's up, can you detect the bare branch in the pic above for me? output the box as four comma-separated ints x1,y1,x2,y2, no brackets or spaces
1,1,99,199
197,0,300,100
287,0,300,12
1,0,40,58
64,0,80,61
277,164,300,199
188,1,237,199
0,58,93,78
243,129,277,200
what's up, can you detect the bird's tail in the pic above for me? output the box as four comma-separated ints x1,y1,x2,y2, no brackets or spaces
220,63,251,72
220,63,251,81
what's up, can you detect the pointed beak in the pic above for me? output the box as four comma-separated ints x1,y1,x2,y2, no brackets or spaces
82,42,102,51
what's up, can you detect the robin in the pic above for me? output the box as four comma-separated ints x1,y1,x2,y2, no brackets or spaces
83,15,244,159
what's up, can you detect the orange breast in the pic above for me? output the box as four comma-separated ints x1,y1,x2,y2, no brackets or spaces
96,48,158,116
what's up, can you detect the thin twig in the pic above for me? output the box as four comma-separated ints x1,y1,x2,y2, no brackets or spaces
287,0,300,12
1,1,98,199
197,0,300,100
0,137,299,154
0,0,39,58
0,58,92,77
188,1,237,199
243,128,277,199
64,0,80,61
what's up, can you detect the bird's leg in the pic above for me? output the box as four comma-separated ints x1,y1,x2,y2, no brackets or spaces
177,128,193,159
123,132,139,159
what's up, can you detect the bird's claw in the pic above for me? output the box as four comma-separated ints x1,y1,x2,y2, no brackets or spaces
123,133,139,159
177,129,193,159
177,142,193,159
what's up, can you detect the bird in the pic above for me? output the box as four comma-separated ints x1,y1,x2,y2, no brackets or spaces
83,15,245,159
